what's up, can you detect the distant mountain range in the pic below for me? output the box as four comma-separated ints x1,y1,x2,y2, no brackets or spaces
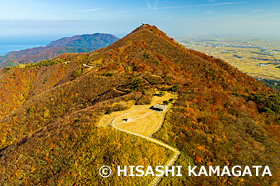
0,33,119,68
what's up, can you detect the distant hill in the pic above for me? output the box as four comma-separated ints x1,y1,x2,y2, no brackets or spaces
0,33,118,68
47,33,118,48
0,25,279,185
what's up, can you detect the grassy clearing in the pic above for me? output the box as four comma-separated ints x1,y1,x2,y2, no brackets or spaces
97,91,175,128
96,100,135,127
116,112,162,136
113,109,152,124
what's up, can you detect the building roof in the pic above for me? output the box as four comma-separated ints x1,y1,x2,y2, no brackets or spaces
151,104,168,111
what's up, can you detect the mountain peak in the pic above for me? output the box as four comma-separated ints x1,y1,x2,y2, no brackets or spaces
96,24,180,54
129,24,169,38
131,23,156,32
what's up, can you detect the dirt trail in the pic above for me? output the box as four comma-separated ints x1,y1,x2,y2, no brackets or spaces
111,110,180,186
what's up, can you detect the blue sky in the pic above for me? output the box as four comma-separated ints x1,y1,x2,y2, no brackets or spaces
0,0,280,39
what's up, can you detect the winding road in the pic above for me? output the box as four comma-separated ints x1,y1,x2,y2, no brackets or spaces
110,109,180,186
83,63,94,68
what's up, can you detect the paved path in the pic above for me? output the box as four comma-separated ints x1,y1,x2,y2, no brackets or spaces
110,110,180,186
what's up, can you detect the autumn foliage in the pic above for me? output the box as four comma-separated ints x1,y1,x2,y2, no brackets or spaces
0,24,279,185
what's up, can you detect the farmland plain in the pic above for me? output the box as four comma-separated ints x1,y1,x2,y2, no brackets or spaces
178,37,280,80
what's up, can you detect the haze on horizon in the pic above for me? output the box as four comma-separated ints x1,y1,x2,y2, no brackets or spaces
0,0,280,39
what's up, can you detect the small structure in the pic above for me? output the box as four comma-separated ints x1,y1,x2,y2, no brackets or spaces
123,117,132,122
258,63,268,67
150,104,168,112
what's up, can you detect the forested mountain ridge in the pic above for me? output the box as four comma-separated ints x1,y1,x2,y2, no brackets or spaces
47,33,118,48
0,33,118,68
0,24,279,185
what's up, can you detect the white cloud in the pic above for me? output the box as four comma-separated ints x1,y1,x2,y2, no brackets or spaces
254,13,279,18
153,2,248,10
78,8,105,13
250,9,262,13
146,0,159,10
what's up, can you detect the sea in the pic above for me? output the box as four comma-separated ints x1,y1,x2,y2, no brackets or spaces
0,35,63,56
0,45,44,56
